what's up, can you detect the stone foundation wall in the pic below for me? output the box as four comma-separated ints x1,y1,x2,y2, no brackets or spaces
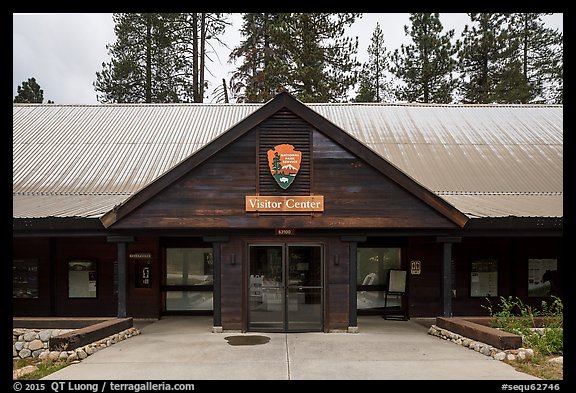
13,327,140,361
13,328,73,359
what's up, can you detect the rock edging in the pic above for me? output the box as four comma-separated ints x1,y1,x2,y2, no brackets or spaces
428,324,534,362
13,327,140,362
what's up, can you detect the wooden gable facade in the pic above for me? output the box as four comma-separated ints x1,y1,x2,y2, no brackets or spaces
102,92,466,230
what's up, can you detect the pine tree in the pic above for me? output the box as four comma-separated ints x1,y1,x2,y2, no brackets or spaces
229,13,288,103
94,13,180,103
94,13,228,103
509,13,563,103
391,13,457,103
174,13,230,103
14,77,52,103
230,13,361,103
456,13,530,104
353,23,393,102
353,69,377,102
285,13,361,103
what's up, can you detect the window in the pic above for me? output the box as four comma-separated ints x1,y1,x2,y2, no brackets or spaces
68,260,97,298
13,259,39,298
165,248,213,312
166,248,213,286
470,259,498,297
357,248,401,310
528,259,558,297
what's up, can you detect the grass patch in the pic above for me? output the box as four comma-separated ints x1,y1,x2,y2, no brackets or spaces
13,358,70,380
507,354,563,380
483,296,563,380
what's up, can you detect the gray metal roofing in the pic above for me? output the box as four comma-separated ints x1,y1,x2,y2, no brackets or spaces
13,102,562,219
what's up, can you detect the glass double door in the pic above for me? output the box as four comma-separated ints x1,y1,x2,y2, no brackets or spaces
248,244,323,332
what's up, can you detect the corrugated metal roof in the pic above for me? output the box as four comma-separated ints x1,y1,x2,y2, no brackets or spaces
439,193,563,218
13,102,562,219
13,194,129,219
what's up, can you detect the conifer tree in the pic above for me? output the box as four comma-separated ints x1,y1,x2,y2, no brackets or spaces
456,13,530,104
229,13,287,103
94,13,228,103
14,77,52,103
391,13,457,103
353,23,393,102
230,13,361,103
509,13,563,103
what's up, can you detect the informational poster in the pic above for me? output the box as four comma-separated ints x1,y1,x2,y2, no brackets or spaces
68,261,97,298
470,259,498,297
249,274,263,301
528,259,558,297
13,259,39,298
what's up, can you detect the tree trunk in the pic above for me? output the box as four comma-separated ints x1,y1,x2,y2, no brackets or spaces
192,13,199,103
199,13,206,103
522,16,529,104
145,14,152,103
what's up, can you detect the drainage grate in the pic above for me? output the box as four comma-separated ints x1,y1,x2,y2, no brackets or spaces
224,335,270,346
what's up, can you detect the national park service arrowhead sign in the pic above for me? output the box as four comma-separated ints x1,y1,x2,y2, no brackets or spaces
267,144,302,190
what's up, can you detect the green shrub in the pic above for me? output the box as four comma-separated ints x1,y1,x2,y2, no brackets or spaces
483,296,563,356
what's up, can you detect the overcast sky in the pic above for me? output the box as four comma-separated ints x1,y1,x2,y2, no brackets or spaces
13,13,563,104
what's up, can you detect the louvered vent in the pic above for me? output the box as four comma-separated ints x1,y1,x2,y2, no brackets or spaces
258,109,312,196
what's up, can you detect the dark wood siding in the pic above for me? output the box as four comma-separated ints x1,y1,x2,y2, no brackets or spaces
258,109,311,196
510,237,562,303
450,237,562,316
53,237,117,317
325,238,350,330
127,236,161,318
381,236,562,317
406,237,443,317
220,238,244,330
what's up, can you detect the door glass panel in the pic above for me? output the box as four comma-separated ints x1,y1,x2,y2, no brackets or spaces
249,246,283,287
166,291,213,311
287,288,322,331
166,248,213,286
248,244,323,332
288,246,322,287
287,246,322,331
164,247,214,313
249,246,284,331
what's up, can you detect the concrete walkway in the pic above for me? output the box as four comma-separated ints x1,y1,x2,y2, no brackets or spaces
42,316,539,380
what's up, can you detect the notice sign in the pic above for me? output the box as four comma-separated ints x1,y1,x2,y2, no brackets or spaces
246,195,324,213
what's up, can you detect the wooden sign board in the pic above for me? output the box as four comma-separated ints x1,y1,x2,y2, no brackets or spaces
246,195,324,213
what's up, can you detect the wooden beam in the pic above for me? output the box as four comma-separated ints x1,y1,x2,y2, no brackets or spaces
49,318,133,351
436,317,522,350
